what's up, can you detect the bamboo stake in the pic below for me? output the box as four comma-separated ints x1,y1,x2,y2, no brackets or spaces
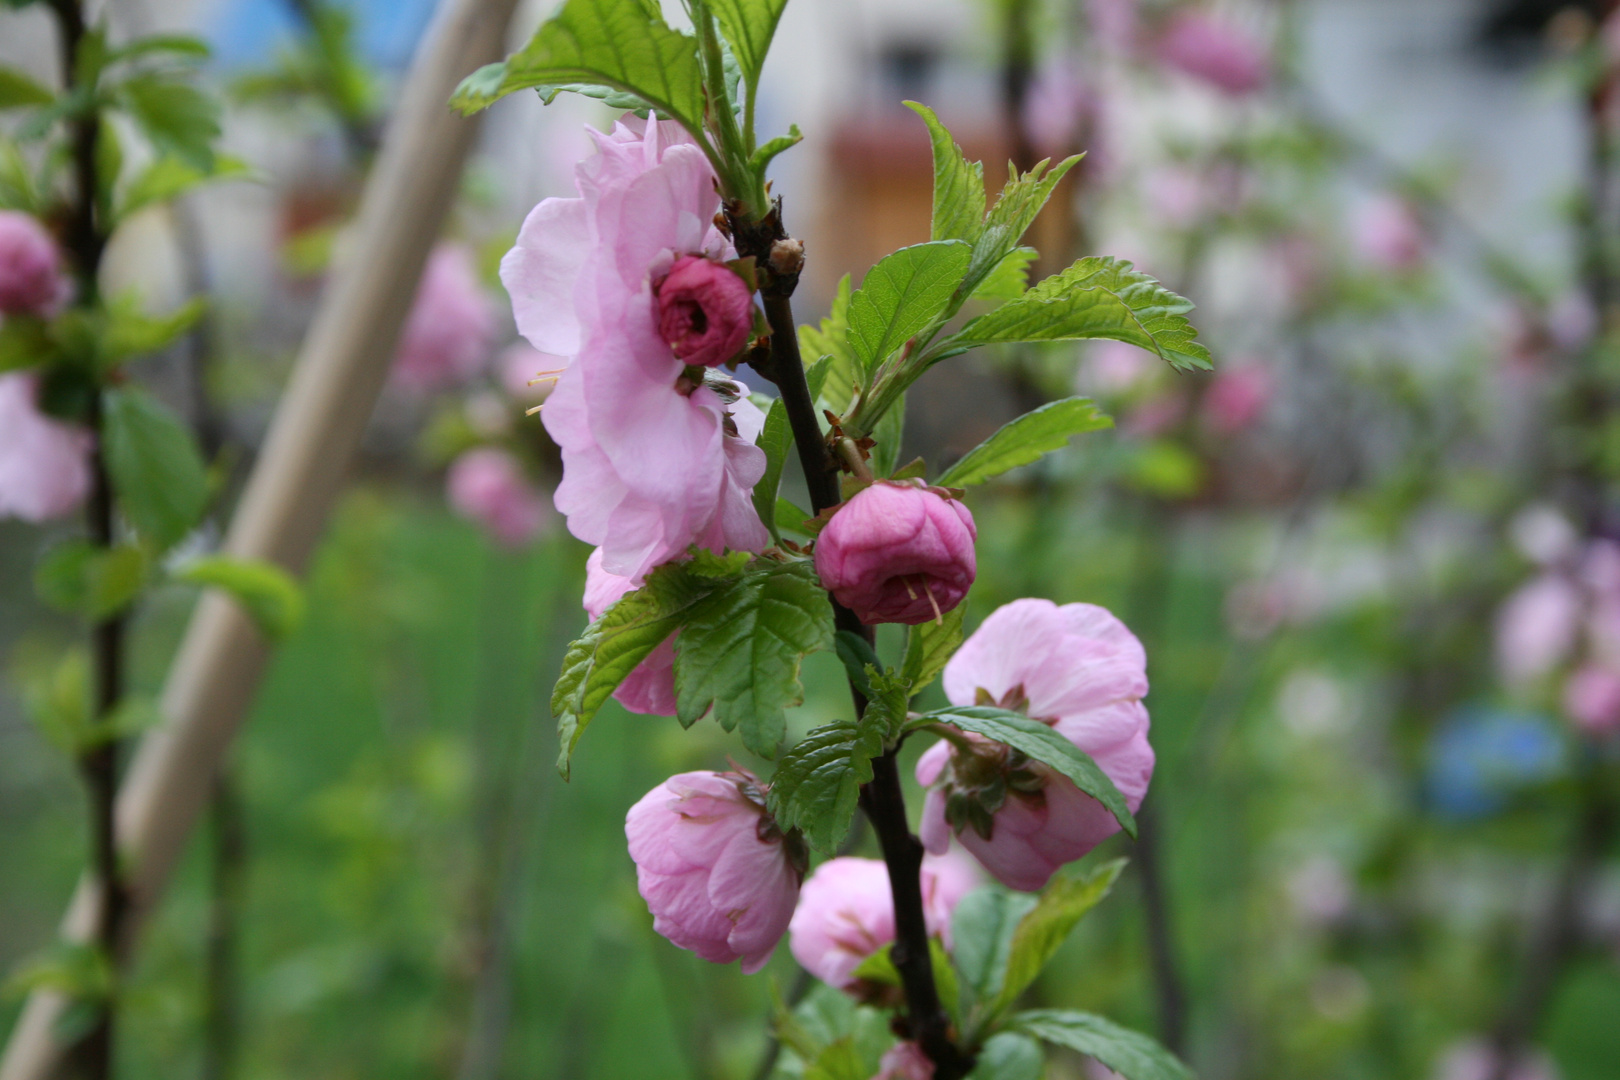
0,0,521,1073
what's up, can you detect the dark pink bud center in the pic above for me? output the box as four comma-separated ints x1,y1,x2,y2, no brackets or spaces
655,254,756,368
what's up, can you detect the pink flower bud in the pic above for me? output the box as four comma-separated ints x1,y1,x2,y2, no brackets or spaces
655,254,755,368
1201,363,1271,435
874,1042,934,1080
1563,665,1620,736
0,211,69,316
0,372,92,523
814,481,977,626
445,447,552,548
1154,11,1270,97
583,548,679,716
788,851,981,992
625,770,805,973
393,244,498,394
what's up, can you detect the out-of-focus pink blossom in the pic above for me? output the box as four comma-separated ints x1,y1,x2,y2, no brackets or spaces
1154,10,1270,97
445,447,552,548
1144,167,1207,229
1564,665,1620,736
1433,1038,1559,1080
814,480,977,626
0,372,92,523
0,210,69,316
393,243,498,393
1122,390,1187,438
655,254,755,367
1202,363,1271,435
582,548,678,716
1022,65,1095,160
921,846,983,946
1086,0,1138,52
625,769,804,973
1353,195,1428,272
502,118,768,579
1496,574,1583,686
1581,539,1620,598
498,341,563,405
1078,340,1155,396
918,599,1154,892
874,1042,934,1080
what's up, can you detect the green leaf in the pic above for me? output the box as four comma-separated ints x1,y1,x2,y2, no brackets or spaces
105,34,211,64
961,156,1081,299
776,496,814,536
847,240,972,376
708,0,789,96
950,257,1213,372
0,140,43,213
102,387,209,551
100,294,205,366
449,0,706,136
553,560,723,777
174,556,305,640
990,860,1125,1016
804,1039,870,1080
767,717,884,851
673,558,835,755
34,541,148,620
118,73,220,172
904,101,985,245
535,80,660,113
968,1032,1045,1080
971,247,1037,301
95,115,123,220
753,397,791,541
901,604,964,695
117,153,253,221
1127,440,1203,498
951,886,1037,1005
849,939,961,1025
0,313,53,372
749,124,802,172
799,274,858,414
0,66,53,109
1011,1010,1194,1080
936,397,1112,488
23,650,92,756
803,353,833,402
871,392,905,477
832,629,883,698
912,707,1137,837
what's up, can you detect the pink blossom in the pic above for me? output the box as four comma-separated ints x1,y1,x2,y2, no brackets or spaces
1496,574,1583,686
1564,665,1620,736
917,599,1153,892
0,210,69,316
583,548,679,716
1353,195,1428,272
498,341,562,405
1086,0,1138,52
502,118,768,579
1433,1039,1558,1080
1154,10,1270,97
874,1043,934,1080
814,481,977,626
0,373,92,523
625,769,804,973
655,255,755,367
445,447,551,548
393,243,498,393
1202,363,1271,435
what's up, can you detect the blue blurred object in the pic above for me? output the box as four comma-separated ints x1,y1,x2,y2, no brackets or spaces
208,0,440,69
1426,706,1567,820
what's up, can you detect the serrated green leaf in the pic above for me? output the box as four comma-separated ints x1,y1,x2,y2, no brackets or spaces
936,397,1112,488
951,886,1037,1005
117,153,253,221
749,124,802,172
849,939,961,1025
0,66,53,109
174,556,305,640
767,718,884,851
776,496,814,536
118,73,220,172
800,274,857,414
912,707,1136,837
0,140,42,213
804,1038,869,1080
848,240,972,376
34,541,147,620
708,0,789,95
103,386,208,551
901,605,964,695
673,559,835,755
1011,1010,1193,1080
535,80,659,113
989,860,1125,1016
803,353,833,402
971,246,1037,301
753,397,791,541
904,101,985,245
833,629,883,699
968,1031,1045,1080
960,156,1080,299
950,257,1213,372
449,0,706,135
101,294,206,366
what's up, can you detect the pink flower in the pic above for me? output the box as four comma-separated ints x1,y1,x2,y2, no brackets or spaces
0,372,92,523
502,118,768,579
393,243,498,393
1154,10,1270,97
1564,665,1620,736
788,851,982,991
655,255,755,367
625,769,804,973
1353,195,1428,272
445,447,551,548
1496,574,1583,686
917,599,1154,892
498,341,562,405
1202,363,1271,435
814,481,977,626
874,1043,934,1080
582,548,679,716
0,210,69,316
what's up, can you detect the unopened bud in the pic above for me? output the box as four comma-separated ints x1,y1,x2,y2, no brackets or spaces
768,237,805,277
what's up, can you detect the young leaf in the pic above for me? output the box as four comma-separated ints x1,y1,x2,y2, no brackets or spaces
871,392,905,477
776,497,814,537
961,156,1080,298
753,397,791,541
971,246,1038,301
34,541,147,620
849,940,961,1025
102,386,209,551
117,153,253,222
766,717,883,851
118,73,220,172
832,629,883,699
901,604,964,695
803,353,833,403
449,0,706,136
708,0,789,95
174,556,306,641
673,558,835,755
749,124,802,172
1010,1010,1193,1080
799,274,858,413
950,886,1037,1005
936,397,1112,488
988,859,1126,1016
100,294,206,367
847,240,971,376
949,257,1213,372
0,313,52,372
968,1032,1045,1080
911,706,1137,837
0,66,54,109
24,650,91,756
904,101,985,245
